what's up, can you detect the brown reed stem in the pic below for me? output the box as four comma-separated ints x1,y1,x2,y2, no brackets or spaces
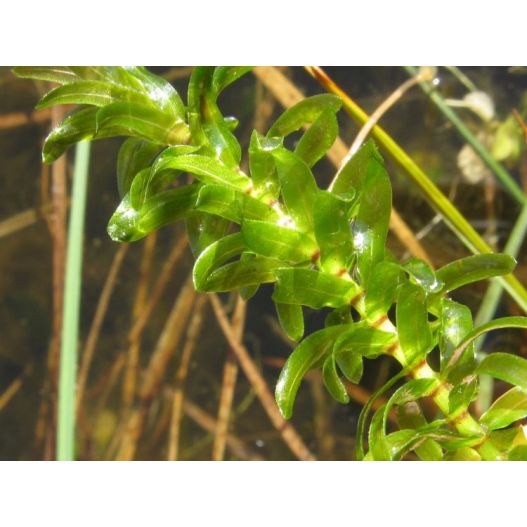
123,233,157,408
167,294,207,460
209,294,316,461
212,295,247,460
76,244,128,415
42,105,67,459
0,366,31,412
116,276,196,460
0,108,51,129
183,400,265,461
128,234,188,343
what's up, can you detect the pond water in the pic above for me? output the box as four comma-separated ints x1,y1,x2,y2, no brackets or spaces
1,66,526,460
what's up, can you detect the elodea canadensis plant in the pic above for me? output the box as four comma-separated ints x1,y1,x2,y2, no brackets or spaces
15,66,527,460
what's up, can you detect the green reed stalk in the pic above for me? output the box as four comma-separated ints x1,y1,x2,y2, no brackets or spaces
57,142,91,461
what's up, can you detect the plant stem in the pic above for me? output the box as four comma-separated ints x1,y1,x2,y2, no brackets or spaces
305,66,527,313
56,141,91,461
351,290,503,459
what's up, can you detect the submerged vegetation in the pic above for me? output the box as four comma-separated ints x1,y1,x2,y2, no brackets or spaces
4,66,527,460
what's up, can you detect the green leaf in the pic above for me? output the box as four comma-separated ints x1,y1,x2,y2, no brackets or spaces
136,186,199,236
324,306,352,327
242,219,318,263
275,302,304,342
388,426,453,460
273,268,362,309
396,402,443,460
353,153,391,285
388,421,447,455
196,184,243,222
192,233,246,291
323,353,350,404
106,193,140,242
188,67,241,168
313,191,354,274
238,253,260,301
444,447,481,461
435,254,516,294
397,401,427,430
267,94,342,138
96,102,191,146
492,114,524,164
407,424,481,452
333,326,397,359
125,66,186,119
384,429,421,460
403,258,443,294
272,149,318,231
187,66,214,111
448,377,478,415
36,80,155,110
42,107,103,163
116,138,163,198
152,154,251,191
331,139,382,195
356,369,408,460
239,285,259,301
364,261,402,319
185,213,230,258
448,317,527,374
508,445,527,460
13,66,80,84
487,427,522,452
275,325,350,419
69,66,124,82
128,168,155,209
477,351,527,392
396,282,433,364
335,350,363,384
439,299,474,378
201,102,241,168
368,406,391,460
248,131,282,202
196,185,278,224
129,164,192,212
107,184,199,242
480,387,527,430
295,109,338,167
390,379,437,408
15,65,186,119
212,66,253,96
204,255,282,292
223,116,239,132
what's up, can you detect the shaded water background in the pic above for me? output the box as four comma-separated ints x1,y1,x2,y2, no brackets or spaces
1,67,527,460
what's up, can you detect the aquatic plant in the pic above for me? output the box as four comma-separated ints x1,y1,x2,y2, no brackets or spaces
14,66,527,460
